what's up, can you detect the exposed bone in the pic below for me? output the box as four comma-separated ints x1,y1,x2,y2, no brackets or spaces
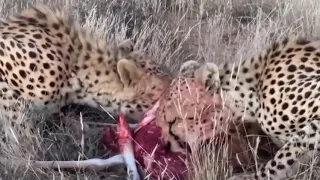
0,154,125,171
118,113,141,180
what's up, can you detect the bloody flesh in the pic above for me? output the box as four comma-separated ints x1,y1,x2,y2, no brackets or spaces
102,119,188,180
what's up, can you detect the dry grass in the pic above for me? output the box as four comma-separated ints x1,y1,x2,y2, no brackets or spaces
1,0,320,179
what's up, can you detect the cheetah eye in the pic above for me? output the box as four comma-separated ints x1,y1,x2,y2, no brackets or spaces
168,118,177,124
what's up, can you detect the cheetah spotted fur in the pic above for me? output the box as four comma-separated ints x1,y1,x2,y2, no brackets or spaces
154,60,237,153
181,37,320,180
0,5,172,125
223,36,320,180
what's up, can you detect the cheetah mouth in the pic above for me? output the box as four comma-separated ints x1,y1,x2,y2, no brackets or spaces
176,140,191,153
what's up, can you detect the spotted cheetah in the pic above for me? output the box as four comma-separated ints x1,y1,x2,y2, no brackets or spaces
160,36,320,180
154,60,236,153
0,5,172,124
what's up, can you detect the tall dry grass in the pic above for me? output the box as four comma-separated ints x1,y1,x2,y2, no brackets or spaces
0,0,320,179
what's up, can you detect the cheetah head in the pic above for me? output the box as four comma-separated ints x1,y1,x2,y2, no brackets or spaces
71,40,172,122
114,58,172,122
155,60,235,153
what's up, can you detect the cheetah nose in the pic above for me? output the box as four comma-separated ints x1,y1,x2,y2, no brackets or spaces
163,141,172,151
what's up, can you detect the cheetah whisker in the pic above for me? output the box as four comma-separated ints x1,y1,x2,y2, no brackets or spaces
99,105,117,123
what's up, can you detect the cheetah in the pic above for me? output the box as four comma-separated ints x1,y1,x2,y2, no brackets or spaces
159,36,320,180
0,5,172,124
154,60,236,153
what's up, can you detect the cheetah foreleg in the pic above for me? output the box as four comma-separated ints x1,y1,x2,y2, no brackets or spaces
228,120,320,180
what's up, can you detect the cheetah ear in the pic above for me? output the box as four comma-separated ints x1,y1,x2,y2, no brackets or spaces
194,62,221,92
117,59,144,87
179,60,201,78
